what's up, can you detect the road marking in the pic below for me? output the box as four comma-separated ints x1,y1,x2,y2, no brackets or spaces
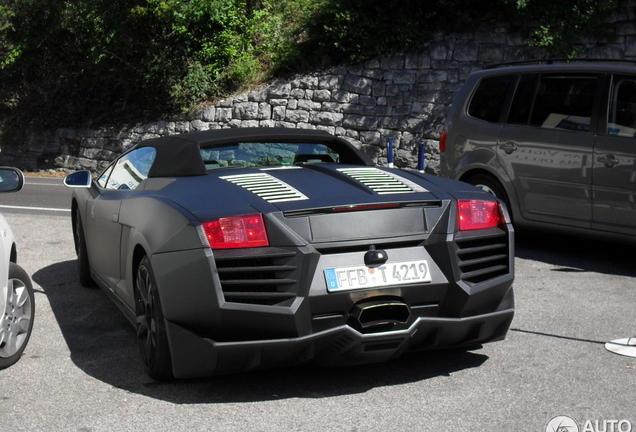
0,204,70,212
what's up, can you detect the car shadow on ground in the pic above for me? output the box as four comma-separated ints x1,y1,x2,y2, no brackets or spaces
34,260,489,404
515,229,636,278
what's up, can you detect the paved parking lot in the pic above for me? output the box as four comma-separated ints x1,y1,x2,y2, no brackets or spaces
1,212,634,431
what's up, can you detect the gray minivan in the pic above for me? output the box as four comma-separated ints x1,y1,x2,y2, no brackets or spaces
440,61,636,242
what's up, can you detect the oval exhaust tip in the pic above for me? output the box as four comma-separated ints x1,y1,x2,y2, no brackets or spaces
352,300,411,329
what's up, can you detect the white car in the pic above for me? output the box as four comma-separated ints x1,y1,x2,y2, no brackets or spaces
0,167,34,370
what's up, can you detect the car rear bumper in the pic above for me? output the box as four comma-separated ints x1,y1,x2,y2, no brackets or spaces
164,307,514,378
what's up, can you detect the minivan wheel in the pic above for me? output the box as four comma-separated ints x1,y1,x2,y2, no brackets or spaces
465,174,512,219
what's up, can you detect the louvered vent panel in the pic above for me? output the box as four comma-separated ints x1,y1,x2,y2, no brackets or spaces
220,173,308,203
214,248,299,306
456,229,510,285
337,168,427,194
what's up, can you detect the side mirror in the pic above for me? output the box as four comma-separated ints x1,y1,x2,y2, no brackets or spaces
0,167,25,193
64,170,93,188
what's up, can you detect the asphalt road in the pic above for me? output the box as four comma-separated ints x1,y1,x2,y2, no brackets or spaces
0,175,71,215
0,177,634,431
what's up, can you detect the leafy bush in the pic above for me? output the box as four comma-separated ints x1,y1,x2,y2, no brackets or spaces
293,0,514,65
511,0,617,57
0,0,618,137
0,0,292,131
292,0,617,66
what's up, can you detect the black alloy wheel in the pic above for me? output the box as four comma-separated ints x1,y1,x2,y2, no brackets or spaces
134,255,173,380
74,214,97,288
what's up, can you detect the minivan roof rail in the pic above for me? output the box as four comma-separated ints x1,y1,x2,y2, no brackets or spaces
485,58,636,69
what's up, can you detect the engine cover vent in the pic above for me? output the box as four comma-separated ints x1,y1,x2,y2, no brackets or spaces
337,168,428,194
220,173,308,203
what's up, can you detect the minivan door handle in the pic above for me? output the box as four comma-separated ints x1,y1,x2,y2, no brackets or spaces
597,154,619,168
498,142,518,154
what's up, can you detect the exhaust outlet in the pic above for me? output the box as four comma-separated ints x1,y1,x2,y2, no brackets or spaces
351,300,411,329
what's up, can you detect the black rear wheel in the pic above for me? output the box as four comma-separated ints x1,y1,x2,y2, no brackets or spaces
74,214,97,288
134,255,173,380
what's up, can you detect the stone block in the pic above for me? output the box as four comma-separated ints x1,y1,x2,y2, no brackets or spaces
285,109,310,123
342,74,373,95
191,120,209,131
393,70,417,85
364,105,392,116
298,99,322,111
359,95,376,106
343,114,379,130
333,90,355,103
380,55,404,70
233,102,260,119
319,75,341,90
201,106,216,121
310,111,343,126
268,83,291,98
215,108,233,122
313,89,332,102
453,41,479,62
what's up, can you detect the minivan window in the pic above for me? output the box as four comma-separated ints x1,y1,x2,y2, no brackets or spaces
467,75,515,123
529,74,599,132
507,74,538,125
608,78,636,137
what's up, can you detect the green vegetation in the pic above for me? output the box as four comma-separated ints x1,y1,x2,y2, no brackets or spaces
511,0,617,57
0,0,617,135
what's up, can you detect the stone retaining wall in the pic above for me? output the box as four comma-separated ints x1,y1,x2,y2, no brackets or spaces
2,0,635,174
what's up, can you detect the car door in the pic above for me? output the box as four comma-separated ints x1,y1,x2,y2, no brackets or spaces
592,75,636,236
85,147,157,289
496,72,602,228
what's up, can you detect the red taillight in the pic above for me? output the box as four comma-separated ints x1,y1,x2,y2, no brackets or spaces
202,214,269,249
458,199,503,231
439,130,447,153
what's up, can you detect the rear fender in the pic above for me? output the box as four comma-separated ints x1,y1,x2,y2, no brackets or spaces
118,196,202,308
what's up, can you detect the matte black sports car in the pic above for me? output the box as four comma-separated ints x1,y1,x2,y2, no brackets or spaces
64,127,515,380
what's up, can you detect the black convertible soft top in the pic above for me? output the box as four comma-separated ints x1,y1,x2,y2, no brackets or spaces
136,127,374,178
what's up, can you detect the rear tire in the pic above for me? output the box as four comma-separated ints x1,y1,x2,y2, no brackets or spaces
0,263,35,370
465,174,512,220
134,255,173,380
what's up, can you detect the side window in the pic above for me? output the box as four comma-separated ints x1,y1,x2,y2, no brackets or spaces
103,147,157,190
507,74,538,125
608,78,636,137
529,74,600,132
97,164,114,188
467,75,515,123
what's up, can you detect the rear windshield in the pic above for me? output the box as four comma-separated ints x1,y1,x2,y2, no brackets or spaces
199,142,341,170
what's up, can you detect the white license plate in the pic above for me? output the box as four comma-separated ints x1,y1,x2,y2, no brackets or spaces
324,260,432,292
